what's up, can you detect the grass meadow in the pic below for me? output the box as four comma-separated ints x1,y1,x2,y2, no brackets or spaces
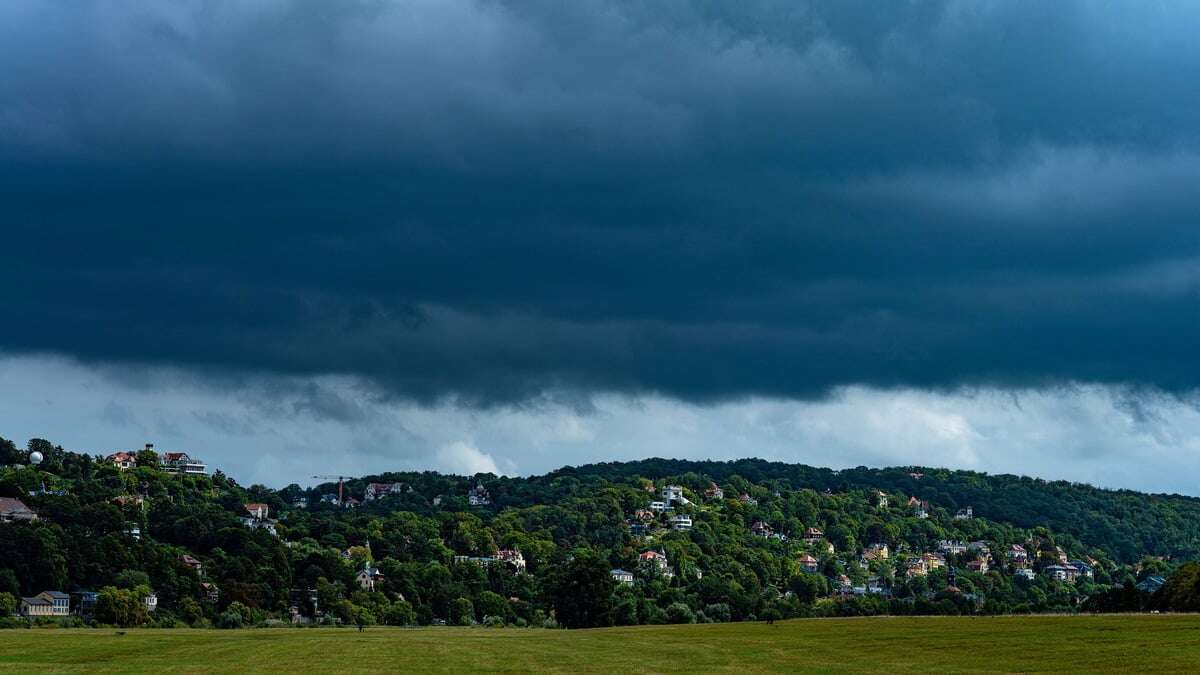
1,614,1198,673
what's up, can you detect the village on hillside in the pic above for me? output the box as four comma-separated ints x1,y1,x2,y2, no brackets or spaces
0,440,1183,627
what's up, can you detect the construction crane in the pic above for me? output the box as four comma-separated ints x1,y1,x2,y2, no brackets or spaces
311,475,352,506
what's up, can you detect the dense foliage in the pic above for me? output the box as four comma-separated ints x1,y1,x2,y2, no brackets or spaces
1,436,1195,629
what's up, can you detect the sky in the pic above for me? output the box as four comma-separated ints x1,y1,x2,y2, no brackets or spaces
1,1,1199,492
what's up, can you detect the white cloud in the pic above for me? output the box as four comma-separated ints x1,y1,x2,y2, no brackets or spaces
435,441,503,476
1,353,1199,495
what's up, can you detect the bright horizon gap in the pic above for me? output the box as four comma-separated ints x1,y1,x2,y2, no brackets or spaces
1,354,1197,496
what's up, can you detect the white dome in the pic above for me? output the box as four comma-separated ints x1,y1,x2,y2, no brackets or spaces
29,451,44,465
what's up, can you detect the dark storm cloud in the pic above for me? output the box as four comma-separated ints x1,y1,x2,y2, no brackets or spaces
2,1,1199,404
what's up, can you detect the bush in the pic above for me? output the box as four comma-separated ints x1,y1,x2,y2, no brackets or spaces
483,615,505,628
704,603,732,622
665,603,696,624
216,611,244,629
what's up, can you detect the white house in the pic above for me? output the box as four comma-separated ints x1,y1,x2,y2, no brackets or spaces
937,540,967,555
143,593,158,612
662,485,690,505
468,483,491,506
356,567,385,591
954,506,974,520
365,482,409,501
639,550,673,578
161,452,207,475
669,514,692,531
610,569,635,585
649,501,668,513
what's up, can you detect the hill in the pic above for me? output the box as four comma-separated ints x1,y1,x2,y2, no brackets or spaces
0,436,1194,629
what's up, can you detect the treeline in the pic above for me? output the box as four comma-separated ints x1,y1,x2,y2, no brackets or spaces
0,436,1193,630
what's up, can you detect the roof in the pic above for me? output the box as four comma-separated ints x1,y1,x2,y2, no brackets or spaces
610,568,632,575
0,497,33,514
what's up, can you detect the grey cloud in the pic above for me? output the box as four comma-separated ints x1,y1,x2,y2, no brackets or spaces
1,1,1199,406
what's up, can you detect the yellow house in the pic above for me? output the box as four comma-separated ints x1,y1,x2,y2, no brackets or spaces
20,591,70,617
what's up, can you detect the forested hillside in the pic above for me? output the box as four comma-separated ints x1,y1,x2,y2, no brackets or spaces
0,436,1194,629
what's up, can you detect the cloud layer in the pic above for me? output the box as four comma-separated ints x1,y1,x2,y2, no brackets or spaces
3,354,1199,494
2,1,1199,405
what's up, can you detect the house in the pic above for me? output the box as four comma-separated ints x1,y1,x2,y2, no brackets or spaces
798,554,820,573
937,540,967,555
922,552,946,570
106,451,137,470
863,543,890,560
1014,568,1036,581
649,501,668,513
968,541,990,554
662,485,689,505
866,577,888,594
240,517,278,536
954,506,973,520
738,493,758,506
1136,575,1166,594
72,591,98,618
1068,559,1095,579
802,527,824,544
669,514,692,531
704,483,724,500
750,521,773,538
611,569,635,585
179,554,203,576
356,566,385,591
907,497,930,518
126,524,142,540
873,490,889,508
628,522,649,537
639,550,673,578
495,549,527,574
966,559,989,573
20,591,70,617
364,482,409,501
908,472,924,480
200,582,220,603
161,452,207,475
905,558,928,577
0,497,38,522
143,593,158,612
1006,544,1029,565
244,503,270,520
320,493,340,505
1044,564,1078,582
467,483,491,506
292,497,308,509
633,509,656,521
342,497,361,509
112,495,144,508
835,574,853,593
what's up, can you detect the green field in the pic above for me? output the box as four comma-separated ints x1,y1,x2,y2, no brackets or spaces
1,615,1199,673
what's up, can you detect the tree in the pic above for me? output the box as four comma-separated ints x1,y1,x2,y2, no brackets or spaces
136,448,159,468
96,586,150,627
543,550,615,629
450,597,475,626
475,590,508,622
0,592,16,617
383,600,416,626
